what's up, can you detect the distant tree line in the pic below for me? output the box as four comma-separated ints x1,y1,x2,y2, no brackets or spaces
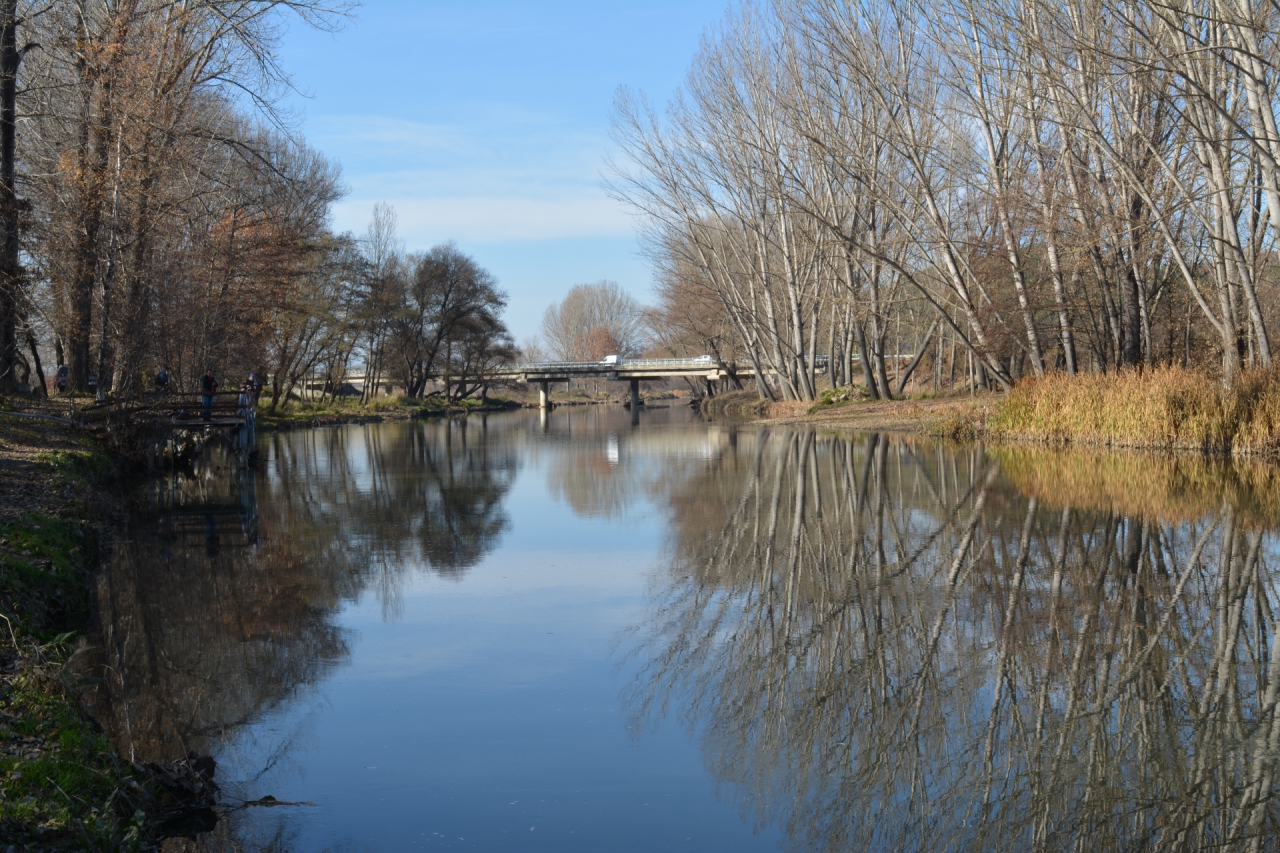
0,1,512,406
613,0,1280,401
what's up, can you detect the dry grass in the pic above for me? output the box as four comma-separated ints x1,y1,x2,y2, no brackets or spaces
991,367,1280,455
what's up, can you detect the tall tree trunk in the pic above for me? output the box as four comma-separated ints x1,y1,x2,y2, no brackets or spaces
0,0,19,393
1121,193,1145,368
853,316,878,400
69,85,113,392
24,325,44,396
96,132,123,401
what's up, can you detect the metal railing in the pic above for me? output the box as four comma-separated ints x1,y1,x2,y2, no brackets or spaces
495,355,831,373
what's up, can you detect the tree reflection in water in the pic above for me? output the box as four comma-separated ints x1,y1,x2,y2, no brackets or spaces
628,431,1280,852
84,418,518,788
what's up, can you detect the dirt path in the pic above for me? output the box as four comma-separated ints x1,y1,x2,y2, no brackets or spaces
753,393,996,433
0,413,102,524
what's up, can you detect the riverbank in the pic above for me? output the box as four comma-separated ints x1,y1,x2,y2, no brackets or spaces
750,390,995,436
0,412,142,848
0,412,224,850
749,367,1280,457
257,387,696,429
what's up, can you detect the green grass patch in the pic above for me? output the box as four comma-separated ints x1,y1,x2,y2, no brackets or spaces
0,514,97,640
0,637,144,850
0,513,141,849
36,449,113,486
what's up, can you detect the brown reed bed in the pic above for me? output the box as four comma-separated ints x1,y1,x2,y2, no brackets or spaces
990,366,1280,456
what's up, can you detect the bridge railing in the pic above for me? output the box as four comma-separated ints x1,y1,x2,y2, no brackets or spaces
494,355,831,374
77,391,255,427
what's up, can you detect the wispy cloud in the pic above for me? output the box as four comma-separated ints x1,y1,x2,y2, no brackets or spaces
308,110,632,244
330,195,633,244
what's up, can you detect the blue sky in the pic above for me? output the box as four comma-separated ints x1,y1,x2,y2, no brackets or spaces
276,1,730,343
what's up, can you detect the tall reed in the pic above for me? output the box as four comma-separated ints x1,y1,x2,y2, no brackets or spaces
990,367,1280,456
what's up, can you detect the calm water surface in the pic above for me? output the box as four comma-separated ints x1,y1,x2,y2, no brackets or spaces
85,407,1280,851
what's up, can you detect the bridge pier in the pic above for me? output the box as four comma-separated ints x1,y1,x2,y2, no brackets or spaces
538,380,550,409
629,379,641,411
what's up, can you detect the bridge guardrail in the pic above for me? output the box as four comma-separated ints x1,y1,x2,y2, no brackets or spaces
496,355,831,373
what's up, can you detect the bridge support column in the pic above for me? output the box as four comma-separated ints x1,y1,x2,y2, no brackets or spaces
629,379,641,409
538,380,550,409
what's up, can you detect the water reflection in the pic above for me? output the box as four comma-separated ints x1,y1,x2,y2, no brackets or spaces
631,432,1280,852
80,410,1280,851
542,410,733,519
86,418,519,768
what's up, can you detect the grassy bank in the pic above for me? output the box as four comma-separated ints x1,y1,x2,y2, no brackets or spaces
991,367,1280,455
0,416,147,849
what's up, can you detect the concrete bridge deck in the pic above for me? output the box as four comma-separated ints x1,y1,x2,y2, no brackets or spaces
491,356,830,409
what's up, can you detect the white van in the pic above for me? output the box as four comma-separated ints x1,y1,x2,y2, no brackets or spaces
600,354,621,365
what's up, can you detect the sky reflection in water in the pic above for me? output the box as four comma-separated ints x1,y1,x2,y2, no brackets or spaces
85,408,1280,852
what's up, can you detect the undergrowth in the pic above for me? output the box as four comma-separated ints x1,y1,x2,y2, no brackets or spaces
807,387,870,414
0,632,146,851
0,426,148,849
0,512,147,850
699,391,772,418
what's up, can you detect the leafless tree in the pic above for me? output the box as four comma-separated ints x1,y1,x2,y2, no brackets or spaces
540,280,646,360
617,0,1280,397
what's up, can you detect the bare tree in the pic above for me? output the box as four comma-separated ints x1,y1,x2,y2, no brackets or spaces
540,280,646,360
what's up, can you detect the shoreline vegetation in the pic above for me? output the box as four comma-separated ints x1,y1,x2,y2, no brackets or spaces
0,414,169,849
749,366,1280,458
0,414,234,851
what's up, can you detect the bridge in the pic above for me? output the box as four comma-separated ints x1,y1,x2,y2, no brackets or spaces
489,356,830,409
81,391,258,469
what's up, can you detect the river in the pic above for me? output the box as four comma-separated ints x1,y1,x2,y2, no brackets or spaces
82,407,1280,851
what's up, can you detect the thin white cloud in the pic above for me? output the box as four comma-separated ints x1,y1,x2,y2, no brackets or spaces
330,195,634,244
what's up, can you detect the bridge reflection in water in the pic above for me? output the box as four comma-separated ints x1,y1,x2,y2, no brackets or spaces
78,413,1280,851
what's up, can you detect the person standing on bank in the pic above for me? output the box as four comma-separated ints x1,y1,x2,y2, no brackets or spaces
202,369,218,421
